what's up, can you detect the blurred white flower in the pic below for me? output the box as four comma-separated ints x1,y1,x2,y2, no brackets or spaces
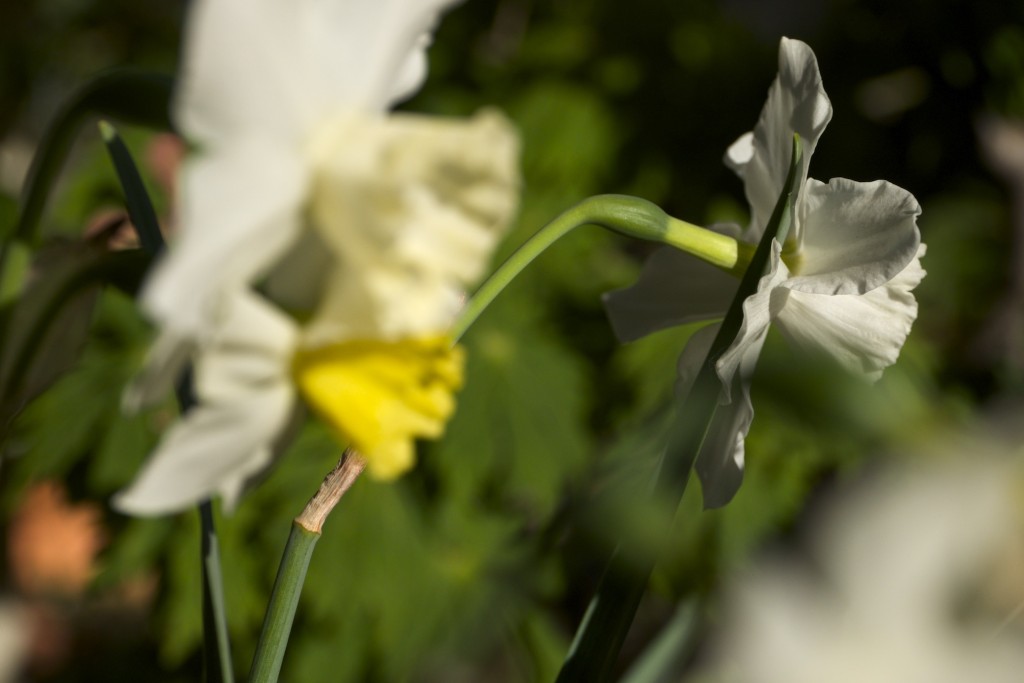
604,38,923,506
702,457,1024,683
115,0,520,515
0,602,27,683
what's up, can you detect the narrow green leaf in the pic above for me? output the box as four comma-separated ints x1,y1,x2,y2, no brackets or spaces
0,70,173,299
555,135,803,683
0,241,31,306
619,600,700,683
98,120,165,254
0,243,151,434
200,501,236,683
660,134,802,498
98,119,234,683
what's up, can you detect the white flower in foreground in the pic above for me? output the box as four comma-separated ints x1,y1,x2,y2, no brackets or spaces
604,38,924,507
115,0,520,515
703,458,1024,683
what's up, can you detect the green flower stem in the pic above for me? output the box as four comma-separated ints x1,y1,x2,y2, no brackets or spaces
453,194,725,342
250,450,366,683
249,524,319,683
100,121,234,683
555,136,803,683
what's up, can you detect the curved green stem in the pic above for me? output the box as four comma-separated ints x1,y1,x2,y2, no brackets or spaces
452,193,747,343
453,195,674,341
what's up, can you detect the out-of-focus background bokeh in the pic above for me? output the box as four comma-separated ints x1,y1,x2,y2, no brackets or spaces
2,0,1024,680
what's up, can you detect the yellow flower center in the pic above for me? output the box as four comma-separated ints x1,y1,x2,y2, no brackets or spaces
292,336,465,479
781,239,803,273
728,238,803,278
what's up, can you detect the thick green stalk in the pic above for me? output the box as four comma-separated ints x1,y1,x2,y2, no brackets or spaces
249,451,366,682
249,523,320,683
555,136,803,683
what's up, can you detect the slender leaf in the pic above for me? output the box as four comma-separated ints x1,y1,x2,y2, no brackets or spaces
619,601,700,683
14,69,173,248
555,135,803,683
99,120,235,683
98,120,165,254
0,70,173,304
0,242,150,434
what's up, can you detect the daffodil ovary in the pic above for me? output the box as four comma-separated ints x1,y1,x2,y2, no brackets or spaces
663,218,802,279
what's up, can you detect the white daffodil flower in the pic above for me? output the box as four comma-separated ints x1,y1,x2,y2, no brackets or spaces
605,38,924,507
115,0,520,515
704,458,1024,683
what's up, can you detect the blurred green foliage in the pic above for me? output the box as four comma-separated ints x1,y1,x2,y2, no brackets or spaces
3,0,1024,681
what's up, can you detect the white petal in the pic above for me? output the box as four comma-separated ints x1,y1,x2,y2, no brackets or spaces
816,458,1011,616
775,245,926,380
142,140,308,339
305,108,520,341
308,0,461,112
726,38,833,240
112,396,289,515
175,0,459,143
603,247,738,343
115,292,298,515
174,0,321,143
725,132,754,172
676,324,755,508
786,178,921,295
388,31,433,106
122,331,194,411
194,291,299,400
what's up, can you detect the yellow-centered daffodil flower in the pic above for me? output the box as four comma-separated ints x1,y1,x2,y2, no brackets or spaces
115,0,520,515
